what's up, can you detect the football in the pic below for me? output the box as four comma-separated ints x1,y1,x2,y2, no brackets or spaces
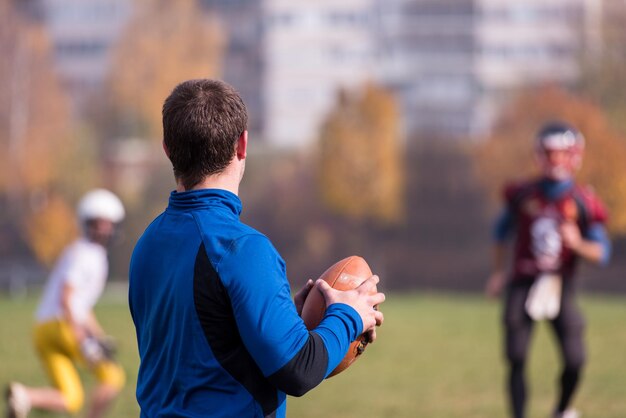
301,256,375,377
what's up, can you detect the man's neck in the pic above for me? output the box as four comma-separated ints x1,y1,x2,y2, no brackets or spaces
176,170,240,195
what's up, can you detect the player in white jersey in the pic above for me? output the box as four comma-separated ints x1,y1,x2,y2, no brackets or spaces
6,189,126,418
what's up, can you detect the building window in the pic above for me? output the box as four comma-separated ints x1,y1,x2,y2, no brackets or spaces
55,40,107,57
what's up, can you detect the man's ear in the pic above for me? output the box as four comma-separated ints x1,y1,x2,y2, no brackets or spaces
236,131,248,160
162,141,170,158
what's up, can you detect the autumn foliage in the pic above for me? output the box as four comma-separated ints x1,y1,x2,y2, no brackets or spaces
0,1,84,265
474,86,626,235
104,0,224,140
580,0,626,135
317,84,405,225
0,2,71,193
25,194,79,266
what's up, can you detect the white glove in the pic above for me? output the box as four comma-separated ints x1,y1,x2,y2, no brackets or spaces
81,336,106,365
80,336,117,365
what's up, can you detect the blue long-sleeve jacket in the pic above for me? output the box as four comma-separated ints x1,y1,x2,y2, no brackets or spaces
129,189,362,417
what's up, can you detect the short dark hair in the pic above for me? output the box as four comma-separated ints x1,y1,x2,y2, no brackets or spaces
162,79,248,190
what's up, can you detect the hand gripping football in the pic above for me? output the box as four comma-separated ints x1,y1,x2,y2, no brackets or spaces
301,256,375,377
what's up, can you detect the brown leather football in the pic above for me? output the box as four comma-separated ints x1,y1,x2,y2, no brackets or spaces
301,256,375,377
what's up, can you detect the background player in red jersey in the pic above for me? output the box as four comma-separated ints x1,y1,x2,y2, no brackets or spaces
485,122,612,418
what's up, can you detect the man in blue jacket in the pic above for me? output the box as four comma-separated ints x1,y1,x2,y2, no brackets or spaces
129,79,385,417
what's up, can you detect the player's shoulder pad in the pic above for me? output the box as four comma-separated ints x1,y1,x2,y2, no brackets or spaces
573,184,609,223
503,178,538,206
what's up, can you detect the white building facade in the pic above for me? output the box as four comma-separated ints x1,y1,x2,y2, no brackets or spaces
378,0,587,140
28,0,133,107
259,0,591,144
261,0,377,147
31,0,597,145
472,0,585,136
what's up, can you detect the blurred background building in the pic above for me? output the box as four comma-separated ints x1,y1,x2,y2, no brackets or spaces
202,0,266,139
172,0,592,144
3,0,626,294
377,0,476,138
20,0,594,145
21,0,133,110
380,0,587,138
259,0,377,147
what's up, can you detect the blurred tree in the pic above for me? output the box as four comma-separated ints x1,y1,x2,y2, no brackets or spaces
579,0,626,135
0,1,95,265
0,0,68,196
317,83,405,225
474,86,626,235
102,0,224,140
25,193,79,267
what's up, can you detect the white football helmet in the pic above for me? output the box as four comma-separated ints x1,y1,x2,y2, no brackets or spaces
535,122,585,180
77,189,125,223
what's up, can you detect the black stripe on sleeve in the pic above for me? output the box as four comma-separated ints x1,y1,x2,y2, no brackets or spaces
268,331,328,397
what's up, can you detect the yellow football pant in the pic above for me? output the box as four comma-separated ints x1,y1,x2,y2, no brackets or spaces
33,320,125,413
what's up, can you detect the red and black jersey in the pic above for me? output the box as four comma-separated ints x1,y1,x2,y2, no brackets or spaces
503,178,607,281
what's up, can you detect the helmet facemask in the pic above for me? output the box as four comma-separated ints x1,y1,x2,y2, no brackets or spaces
83,218,118,246
535,124,584,181
77,189,125,246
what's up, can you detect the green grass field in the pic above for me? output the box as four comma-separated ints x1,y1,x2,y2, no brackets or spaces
1,289,625,417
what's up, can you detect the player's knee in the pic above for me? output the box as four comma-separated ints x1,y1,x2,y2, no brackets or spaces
560,335,586,370
62,386,85,414
97,362,126,393
507,358,525,374
506,345,527,367
564,351,586,371
108,370,126,393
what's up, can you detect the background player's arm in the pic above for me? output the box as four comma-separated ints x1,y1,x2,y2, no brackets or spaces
486,244,507,298
61,282,87,342
485,208,514,298
84,311,106,339
561,221,611,265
